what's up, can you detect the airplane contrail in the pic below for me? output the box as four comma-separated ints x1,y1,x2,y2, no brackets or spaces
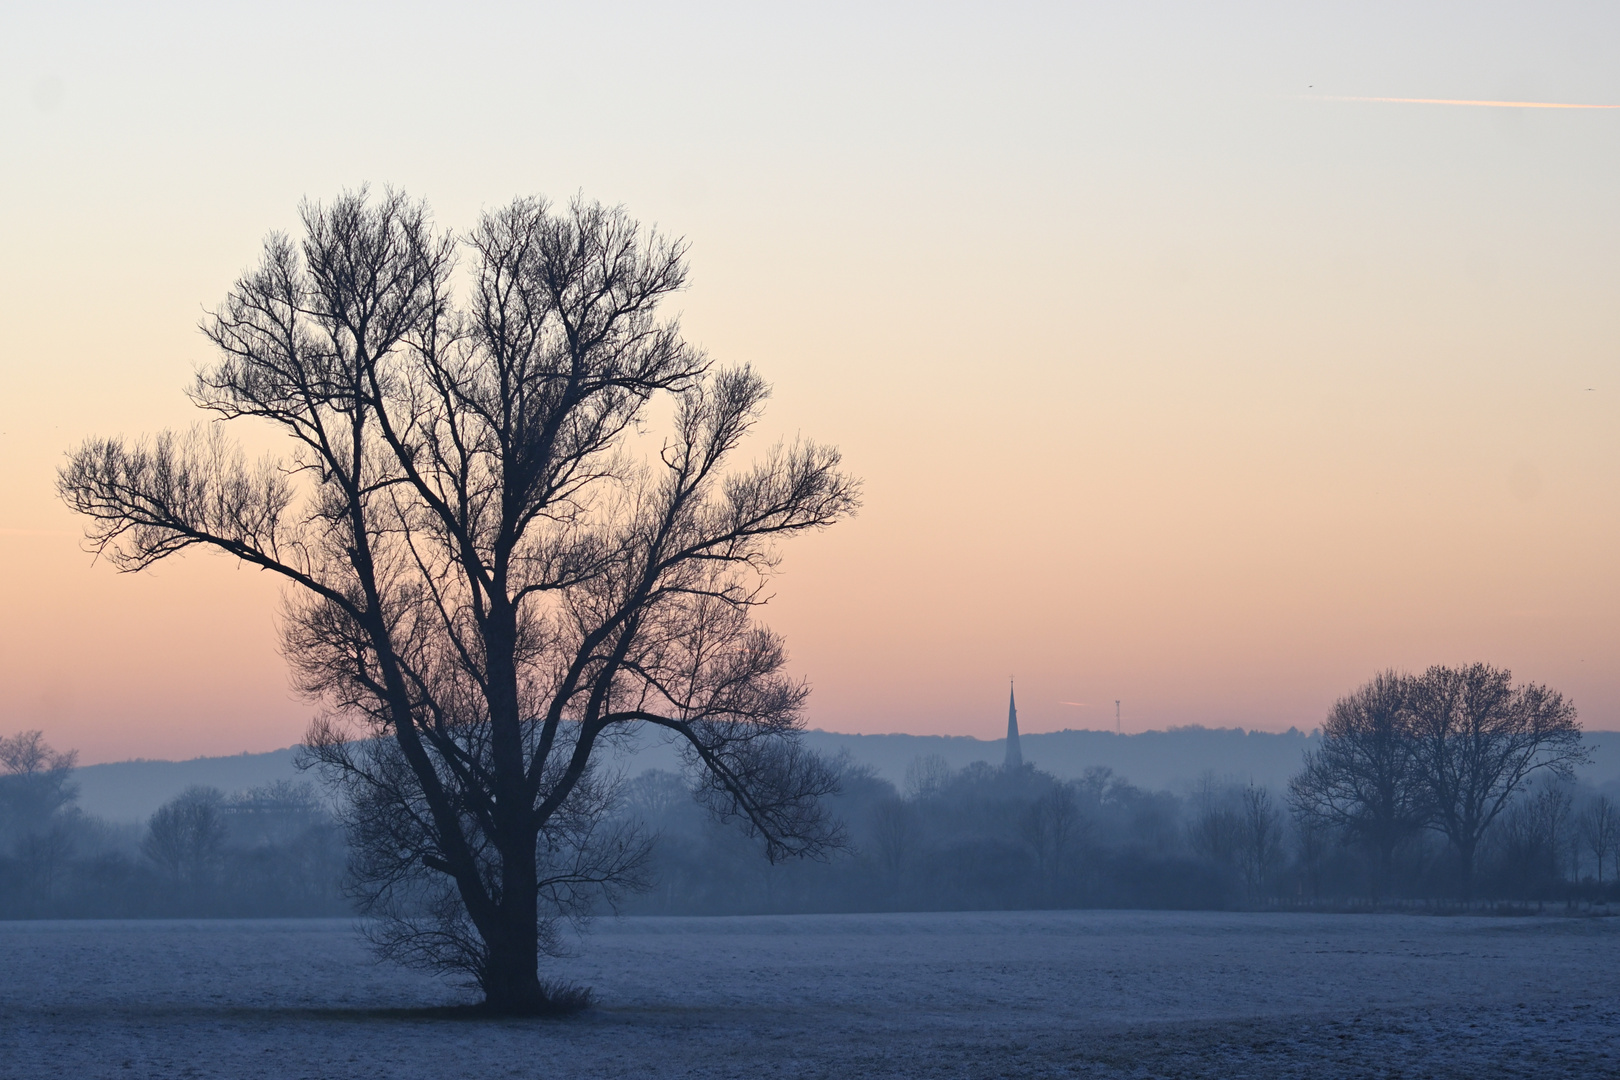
1318,95,1620,110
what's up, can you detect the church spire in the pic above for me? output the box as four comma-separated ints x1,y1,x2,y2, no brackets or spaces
1004,679,1023,769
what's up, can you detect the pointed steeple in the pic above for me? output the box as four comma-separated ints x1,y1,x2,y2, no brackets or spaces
1004,680,1023,769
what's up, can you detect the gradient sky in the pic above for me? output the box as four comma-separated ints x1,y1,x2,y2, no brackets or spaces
4,2,1620,763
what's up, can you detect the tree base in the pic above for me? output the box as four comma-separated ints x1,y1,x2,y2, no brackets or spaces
479,980,595,1017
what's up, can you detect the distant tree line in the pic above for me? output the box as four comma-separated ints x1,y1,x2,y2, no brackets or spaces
613,665,1611,914
0,732,345,918
4,666,1614,920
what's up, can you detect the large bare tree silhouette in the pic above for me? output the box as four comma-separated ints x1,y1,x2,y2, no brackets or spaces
60,189,858,1012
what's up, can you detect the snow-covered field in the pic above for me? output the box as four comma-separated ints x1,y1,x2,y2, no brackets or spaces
2,911,1616,1078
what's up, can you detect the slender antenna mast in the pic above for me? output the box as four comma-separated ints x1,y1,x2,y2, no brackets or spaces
1115,700,1121,735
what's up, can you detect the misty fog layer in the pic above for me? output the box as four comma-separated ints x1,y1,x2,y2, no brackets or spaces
7,728,1616,920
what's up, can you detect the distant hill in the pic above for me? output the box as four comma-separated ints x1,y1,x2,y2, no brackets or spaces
73,727,1620,823
802,727,1321,792
75,749,306,823
821,727,1620,794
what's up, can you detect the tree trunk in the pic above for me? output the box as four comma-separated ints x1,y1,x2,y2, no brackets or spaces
481,887,545,1014
1456,839,1477,902
1373,840,1394,903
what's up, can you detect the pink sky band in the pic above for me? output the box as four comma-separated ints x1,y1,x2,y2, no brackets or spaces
1321,95,1620,110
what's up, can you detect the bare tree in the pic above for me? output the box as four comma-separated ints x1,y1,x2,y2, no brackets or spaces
1288,671,1425,897
903,754,953,800
868,796,921,900
1020,784,1088,897
1580,795,1619,886
0,731,77,777
14,823,77,904
620,769,693,827
1187,774,1243,868
1290,805,1331,902
0,731,80,903
0,731,79,829
1075,766,1115,808
143,786,228,890
1406,664,1587,897
60,189,858,1012
1236,784,1282,902
1490,777,1574,896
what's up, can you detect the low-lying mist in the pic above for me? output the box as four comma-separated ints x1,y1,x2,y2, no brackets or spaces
4,730,1615,920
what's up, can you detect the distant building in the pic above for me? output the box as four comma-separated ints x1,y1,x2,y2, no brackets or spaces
1005,682,1023,769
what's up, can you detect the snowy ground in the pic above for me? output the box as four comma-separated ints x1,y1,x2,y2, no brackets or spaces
2,910,1616,1079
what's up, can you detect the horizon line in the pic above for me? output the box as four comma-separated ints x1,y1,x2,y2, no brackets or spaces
66,723,1620,767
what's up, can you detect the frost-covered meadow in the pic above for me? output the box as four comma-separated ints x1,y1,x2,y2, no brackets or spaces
2,911,1616,1078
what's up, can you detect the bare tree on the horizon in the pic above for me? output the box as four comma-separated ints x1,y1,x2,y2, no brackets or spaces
1292,665,1587,899
143,786,228,894
1580,795,1619,886
1289,671,1426,898
1406,663,1587,897
59,189,859,1013
0,731,80,907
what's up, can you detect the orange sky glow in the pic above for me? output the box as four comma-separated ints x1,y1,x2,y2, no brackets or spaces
4,2,1620,764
